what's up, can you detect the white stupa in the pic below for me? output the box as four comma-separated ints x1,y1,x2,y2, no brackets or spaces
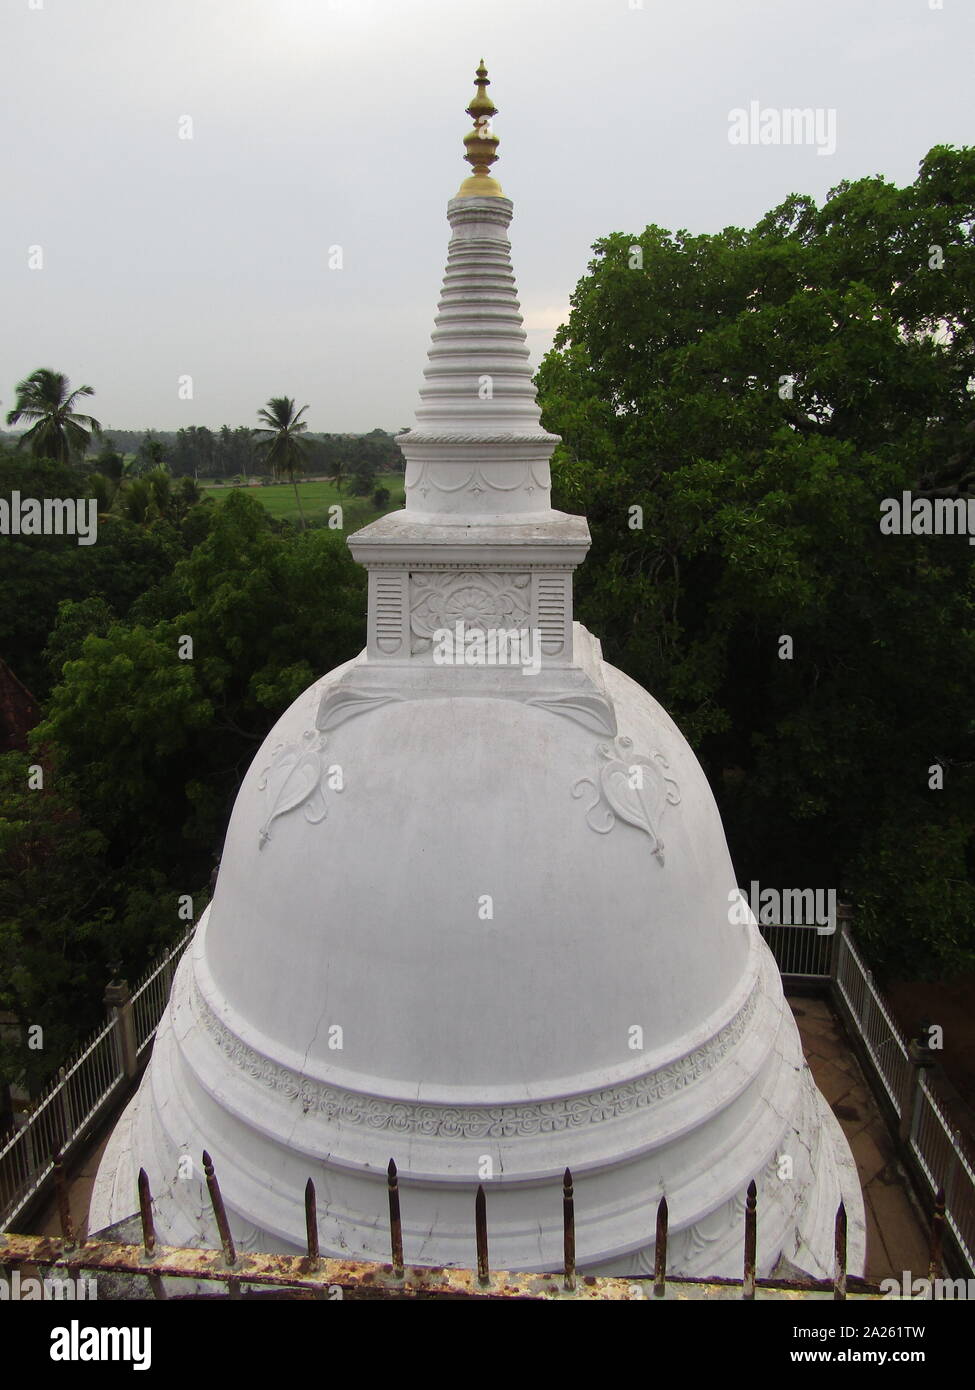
91,64,864,1280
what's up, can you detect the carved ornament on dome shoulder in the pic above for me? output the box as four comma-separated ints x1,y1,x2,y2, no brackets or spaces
572,735,680,862
525,692,616,736
306,651,617,738
256,729,340,849
316,685,404,732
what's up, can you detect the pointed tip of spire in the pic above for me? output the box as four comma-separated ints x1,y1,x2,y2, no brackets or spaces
456,59,504,199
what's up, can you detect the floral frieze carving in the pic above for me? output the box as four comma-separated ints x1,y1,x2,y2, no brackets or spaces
573,735,680,862
193,975,758,1137
410,571,531,654
257,729,339,849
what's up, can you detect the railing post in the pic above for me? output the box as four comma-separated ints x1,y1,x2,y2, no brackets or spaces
943,1128,965,1227
928,1187,945,1281
653,1196,668,1298
103,974,138,1080
475,1185,489,1287
57,1066,73,1152
742,1180,757,1300
52,1150,76,1251
828,904,851,983
861,968,875,1057
562,1167,576,1292
157,937,180,1003
387,1159,404,1275
898,1027,935,1146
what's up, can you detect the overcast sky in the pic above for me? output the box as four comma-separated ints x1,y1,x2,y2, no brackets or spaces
2,0,972,435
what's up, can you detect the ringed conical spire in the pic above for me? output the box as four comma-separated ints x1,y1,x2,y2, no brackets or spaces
457,59,503,197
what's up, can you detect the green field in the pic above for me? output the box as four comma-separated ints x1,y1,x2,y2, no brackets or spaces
201,478,405,529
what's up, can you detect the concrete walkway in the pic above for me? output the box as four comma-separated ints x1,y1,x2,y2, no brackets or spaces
788,992,930,1282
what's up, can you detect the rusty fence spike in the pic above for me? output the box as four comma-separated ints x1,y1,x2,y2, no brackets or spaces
563,1167,576,1291
928,1186,945,1281
833,1201,847,1301
654,1196,668,1298
475,1184,489,1286
136,1168,167,1299
202,1150,237,1268
742,1179,757,1301
52,1150,76,1249
387,1159,404,1274
305,1178,319,1264
138,1168,156,1255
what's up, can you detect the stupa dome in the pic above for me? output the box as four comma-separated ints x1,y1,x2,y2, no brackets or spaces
90,63,864,1280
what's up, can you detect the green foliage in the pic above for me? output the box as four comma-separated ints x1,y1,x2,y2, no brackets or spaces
1,487,364,1090
536,144,975,977
36,490,364,871
0,753,113,1092
0,451,182,700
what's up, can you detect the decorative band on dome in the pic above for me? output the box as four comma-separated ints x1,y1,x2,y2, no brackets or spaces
188,969,762,1140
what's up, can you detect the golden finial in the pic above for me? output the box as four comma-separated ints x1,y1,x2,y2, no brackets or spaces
456,59,503,198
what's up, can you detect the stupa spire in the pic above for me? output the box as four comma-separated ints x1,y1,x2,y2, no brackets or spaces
457,59,503,197
346,62,589,671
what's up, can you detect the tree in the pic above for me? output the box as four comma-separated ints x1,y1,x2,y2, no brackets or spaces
536,143,975,977
5,369,101,465
137,431,167,476
254,397,310,527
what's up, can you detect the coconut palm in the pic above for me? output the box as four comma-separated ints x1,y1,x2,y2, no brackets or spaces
254,396,310,528
5,368,101,465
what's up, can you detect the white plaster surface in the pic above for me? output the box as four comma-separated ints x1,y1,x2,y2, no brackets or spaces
91,637,865,1277
90,170,865,1282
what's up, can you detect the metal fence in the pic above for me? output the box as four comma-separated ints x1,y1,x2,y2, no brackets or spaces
833,927,913,1116
0,1151,899,1302
3,914,974,1280
0,929,193,1231
131,952,178,1056
757,922,837,981
763,918,975,1277
909,1075,975,1271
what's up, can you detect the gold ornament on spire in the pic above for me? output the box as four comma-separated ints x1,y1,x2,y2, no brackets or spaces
456,59,503,198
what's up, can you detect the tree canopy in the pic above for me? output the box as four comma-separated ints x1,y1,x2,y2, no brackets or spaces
536,143,975,976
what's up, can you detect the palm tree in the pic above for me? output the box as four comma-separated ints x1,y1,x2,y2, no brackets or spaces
254,396,310,528
331,457,346,494
5,368,101,465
